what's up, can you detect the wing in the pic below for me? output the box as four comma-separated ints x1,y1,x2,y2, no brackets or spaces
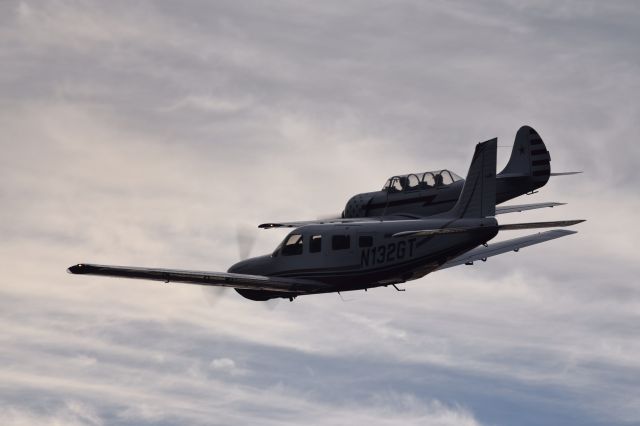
392,219,583,238
498,219,584,230
550,171,582,176
437,229,577,270
259,218,367,229
258,214,422,229
67,263,328,294
495,202,565,215
260,203,566,228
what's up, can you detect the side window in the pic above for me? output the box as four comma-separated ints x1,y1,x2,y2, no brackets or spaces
441,170,454,185
310,235,322,253
332,235,350,250
282,234,303,256
422,173,435,187
358,236,373,248
407,174,420,190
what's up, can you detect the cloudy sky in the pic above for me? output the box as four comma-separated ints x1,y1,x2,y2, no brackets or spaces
2,0,640,425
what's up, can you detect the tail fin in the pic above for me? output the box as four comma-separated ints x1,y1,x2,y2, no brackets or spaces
447,138,497,218
499,125,551,187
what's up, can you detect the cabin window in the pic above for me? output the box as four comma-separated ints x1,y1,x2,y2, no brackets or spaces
332,235,350,250
282,234,303,256
358,236,373,248
406,174,420,190
422,172,435,187
310,235,322,253
441,170,454,185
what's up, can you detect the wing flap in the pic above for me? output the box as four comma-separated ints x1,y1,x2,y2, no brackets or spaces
438,229,577,270
68,263,328,293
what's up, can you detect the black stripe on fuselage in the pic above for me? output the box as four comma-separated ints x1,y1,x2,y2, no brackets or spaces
366,194,445,210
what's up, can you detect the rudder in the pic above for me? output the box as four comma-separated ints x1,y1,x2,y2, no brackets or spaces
499,125,551,187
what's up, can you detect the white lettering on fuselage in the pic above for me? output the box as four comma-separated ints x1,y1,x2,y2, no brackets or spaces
360,238,416,268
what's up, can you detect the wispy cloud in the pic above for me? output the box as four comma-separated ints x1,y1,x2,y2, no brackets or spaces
1,0,639,425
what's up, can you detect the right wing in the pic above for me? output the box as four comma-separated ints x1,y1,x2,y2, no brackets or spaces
550,171,582,176
437,229,577,270
67,263,328,294
495,202,565,215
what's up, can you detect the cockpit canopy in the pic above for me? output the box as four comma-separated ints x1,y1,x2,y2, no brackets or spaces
382,169,463,192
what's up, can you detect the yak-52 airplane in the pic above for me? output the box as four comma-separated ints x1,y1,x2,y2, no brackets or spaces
69,132,584,302
259,125,580,229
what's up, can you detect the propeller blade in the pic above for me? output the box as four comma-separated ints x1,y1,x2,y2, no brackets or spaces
236,225,257,260
202,225,258,306
316,213,341,221
203,286,227,307
262,298,280,310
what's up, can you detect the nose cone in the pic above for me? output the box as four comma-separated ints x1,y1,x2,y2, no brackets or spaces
227,255,272,275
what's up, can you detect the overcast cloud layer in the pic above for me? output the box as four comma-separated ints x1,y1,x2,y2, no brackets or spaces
2,1,640,425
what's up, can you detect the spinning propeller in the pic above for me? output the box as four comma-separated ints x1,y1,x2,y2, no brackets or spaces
203,226,279,309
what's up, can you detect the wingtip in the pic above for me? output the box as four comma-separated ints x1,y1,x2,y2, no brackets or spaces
550,171,583,176
68,264,87,274
258,223,280,229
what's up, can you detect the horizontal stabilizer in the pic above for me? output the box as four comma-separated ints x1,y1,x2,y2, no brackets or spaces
438,229,577,270
498,219,584,231
550,171,582,176
496,202,565,215
496,202,567,214
67,263,328,293
392,227,472,238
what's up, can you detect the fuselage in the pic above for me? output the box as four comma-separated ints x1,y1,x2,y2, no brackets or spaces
229,217,499,300
341,174,547,219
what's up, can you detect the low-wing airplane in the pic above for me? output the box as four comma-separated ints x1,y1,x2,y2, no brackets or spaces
69,137,584,302
259,125,580,229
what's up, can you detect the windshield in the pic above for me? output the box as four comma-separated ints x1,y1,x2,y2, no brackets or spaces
382,169,463,191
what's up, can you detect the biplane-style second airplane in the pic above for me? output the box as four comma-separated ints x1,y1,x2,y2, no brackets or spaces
69,131,583,302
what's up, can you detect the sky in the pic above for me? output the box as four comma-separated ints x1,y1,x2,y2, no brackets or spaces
1,0,640,425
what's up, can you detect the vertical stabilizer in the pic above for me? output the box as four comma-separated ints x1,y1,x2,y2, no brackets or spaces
447,138,497,218
499,125,551,186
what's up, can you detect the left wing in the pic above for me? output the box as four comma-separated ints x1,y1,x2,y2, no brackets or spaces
67,263,328,294
437,229,577,270
258,214,421,229
259,203,566,229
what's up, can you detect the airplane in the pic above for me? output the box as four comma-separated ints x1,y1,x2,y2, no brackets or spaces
259,125,580,229
68,137,584,302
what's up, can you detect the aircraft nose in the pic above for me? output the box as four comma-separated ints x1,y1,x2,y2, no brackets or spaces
227,255,271,275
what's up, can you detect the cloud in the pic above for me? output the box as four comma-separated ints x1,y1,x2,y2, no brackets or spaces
1,0,639,425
